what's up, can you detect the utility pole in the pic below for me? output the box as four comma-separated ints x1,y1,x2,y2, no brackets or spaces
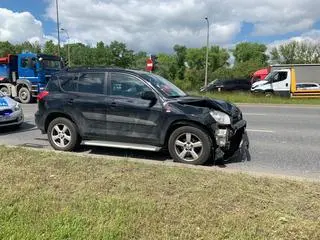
56,0,61,56
205,17,209,87
61,28,71,67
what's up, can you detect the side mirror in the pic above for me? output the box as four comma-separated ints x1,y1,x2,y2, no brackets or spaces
141,91,156,101
141,91,157,107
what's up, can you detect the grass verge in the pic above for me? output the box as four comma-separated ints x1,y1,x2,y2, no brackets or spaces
192,91,320,105
0,146,319,240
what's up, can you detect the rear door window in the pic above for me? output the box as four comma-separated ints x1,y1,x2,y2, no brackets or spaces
59,73,78,92
78,72,106,95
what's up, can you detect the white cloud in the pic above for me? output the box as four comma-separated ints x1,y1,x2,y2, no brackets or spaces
45,0,242,52
43,0,320,52
0,8,45,43
2,0,320,53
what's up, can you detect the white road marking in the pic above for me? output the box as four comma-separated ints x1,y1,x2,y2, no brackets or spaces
247,129,274,133
243,113,267,116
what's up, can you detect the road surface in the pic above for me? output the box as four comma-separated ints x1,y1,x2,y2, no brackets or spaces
0,103,319,180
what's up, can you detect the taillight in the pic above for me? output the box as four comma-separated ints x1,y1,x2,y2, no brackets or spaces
37,91,49,101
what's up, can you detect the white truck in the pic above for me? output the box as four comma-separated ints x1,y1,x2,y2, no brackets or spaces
251,64,320,98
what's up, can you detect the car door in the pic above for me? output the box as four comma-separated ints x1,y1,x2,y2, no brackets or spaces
271,70,290,93
106,71,164,146
60,71,108,140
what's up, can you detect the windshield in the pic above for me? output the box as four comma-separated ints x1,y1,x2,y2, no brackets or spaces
264,71,277,82
41,59,62,70
140,73,187,98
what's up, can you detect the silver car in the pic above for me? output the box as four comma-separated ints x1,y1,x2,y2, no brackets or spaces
0,91,24,128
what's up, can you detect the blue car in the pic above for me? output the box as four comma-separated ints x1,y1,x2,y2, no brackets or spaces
0,91,24,128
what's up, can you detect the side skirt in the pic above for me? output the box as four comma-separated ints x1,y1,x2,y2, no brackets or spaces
82,140,162,152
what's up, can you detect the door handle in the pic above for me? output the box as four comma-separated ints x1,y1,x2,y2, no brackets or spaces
286,83,288,87
110,102,117,108
67,99,74,105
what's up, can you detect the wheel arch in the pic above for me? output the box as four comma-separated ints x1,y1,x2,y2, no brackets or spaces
164,120,215,148
16,79,32,92
44,112,82,136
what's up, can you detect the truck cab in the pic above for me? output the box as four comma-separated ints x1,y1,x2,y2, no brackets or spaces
251,69,291,97
0,53,63,103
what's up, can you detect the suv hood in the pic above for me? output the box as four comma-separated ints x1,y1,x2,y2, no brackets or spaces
170,96,238,115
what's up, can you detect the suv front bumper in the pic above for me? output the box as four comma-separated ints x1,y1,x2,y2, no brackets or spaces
214,119,246,149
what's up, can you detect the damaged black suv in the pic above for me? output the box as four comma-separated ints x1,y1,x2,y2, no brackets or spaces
35,68,248,165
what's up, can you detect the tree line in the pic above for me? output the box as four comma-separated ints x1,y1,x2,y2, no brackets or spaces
0,39,319,90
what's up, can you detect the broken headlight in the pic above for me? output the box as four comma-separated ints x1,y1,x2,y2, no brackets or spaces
210,110,231,125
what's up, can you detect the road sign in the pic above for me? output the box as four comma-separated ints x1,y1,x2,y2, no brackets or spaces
146,58,153,72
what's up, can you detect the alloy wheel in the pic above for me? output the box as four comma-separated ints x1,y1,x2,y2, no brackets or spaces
174,132,203,162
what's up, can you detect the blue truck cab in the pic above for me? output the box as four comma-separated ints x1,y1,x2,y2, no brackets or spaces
0,52,63,103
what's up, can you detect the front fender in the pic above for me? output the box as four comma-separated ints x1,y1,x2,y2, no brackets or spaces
17,79,32,90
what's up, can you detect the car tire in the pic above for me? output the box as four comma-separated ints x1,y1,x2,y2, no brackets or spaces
168,126,212,165
264,91,274,97
47,117,80,151
18,87,31,104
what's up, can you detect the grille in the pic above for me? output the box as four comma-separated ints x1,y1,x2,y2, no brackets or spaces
0,109,13,116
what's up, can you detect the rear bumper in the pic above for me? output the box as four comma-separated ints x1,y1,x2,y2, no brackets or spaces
35,111,45,133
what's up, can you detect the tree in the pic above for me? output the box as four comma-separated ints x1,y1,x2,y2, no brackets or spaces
155,53,177,80
270,47,281,64
94,41,108,66
131,51,148,70
0,41,15,56
43,40,58,55
15,41,41,54
108,41,134,68
233,42,268,65
173,44,187,80
271,40,320,64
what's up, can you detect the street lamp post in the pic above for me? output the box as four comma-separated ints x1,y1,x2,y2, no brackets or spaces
205,17,209,88
56,0,61,56
61,28,71,67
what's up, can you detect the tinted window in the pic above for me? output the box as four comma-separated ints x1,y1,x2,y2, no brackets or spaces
78,72,105,94
21,58,28,68
109,72,151,98
46,76,60,91
59,73,78,92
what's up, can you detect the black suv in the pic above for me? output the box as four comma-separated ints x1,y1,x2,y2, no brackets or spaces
200,78,252,92
35,68,248,165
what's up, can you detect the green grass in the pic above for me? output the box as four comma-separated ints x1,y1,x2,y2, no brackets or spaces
190,91,320,105
0,146,320,240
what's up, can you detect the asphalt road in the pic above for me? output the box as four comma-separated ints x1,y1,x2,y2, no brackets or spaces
0,103,319,180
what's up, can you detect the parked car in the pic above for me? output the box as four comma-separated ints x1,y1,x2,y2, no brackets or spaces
35,68,248,165
200,78,252,92
296,82,320,90
0,90,24,128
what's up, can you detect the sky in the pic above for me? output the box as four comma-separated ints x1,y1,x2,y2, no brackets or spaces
1,0,320,53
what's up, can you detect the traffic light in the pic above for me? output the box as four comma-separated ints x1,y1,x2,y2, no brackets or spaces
150,55,158,71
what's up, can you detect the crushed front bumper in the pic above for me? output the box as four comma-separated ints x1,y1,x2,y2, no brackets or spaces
212,119,248,162
214,120,246,149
